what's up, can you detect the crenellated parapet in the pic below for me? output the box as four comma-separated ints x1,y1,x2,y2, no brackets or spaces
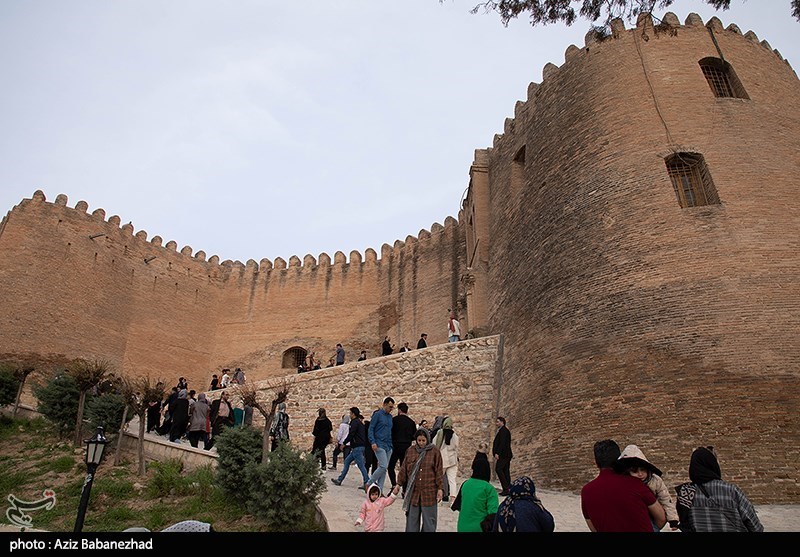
13,191,219,277
8,190,465,283
490,11,796,152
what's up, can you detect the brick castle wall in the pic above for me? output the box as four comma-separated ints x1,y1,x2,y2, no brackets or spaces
0,193,465,391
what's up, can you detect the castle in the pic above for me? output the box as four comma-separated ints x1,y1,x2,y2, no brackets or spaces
1,12,798,503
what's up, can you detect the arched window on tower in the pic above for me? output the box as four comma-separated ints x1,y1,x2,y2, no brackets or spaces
665,153,720,208
282,346,307,369
699,57,748,99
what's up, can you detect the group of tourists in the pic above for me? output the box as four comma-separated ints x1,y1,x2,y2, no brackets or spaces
324,395,511,533
147,328,763,535
580,439,763,533
146,375,252,451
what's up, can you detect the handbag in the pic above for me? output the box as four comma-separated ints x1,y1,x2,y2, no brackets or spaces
450,485,463,512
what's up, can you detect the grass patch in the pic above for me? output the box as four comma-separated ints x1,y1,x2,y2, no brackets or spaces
0,417,288,532
40,456,76,474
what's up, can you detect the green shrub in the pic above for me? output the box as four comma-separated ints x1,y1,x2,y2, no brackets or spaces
32,374,81,438
146,459,185,498
0,366,19,407
242,441,326,531
214,426,263,495
184,464,216,502
85,392,128,432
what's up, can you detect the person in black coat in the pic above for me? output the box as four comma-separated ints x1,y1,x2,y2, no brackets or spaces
207,391,234,449
311,407,333,470
168,389,190,443
381,336,393,356
156,387,179,436
492,416,513,496
364,420,377,475
146,400,161,433
331,407,370,487
388,402,417,489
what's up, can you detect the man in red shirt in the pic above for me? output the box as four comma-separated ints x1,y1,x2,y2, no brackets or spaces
581,439,666,532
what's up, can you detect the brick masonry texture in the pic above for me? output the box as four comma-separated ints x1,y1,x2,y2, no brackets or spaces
1,12,798,503
206,336,501,480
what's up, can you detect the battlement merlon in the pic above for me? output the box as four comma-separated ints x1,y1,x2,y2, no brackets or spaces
14,190,463,276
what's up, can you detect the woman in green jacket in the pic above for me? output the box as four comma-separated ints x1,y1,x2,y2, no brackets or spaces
453,444,499,532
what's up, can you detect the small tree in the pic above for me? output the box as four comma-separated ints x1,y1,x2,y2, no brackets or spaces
118,376,167,475
0,352,69,417
32,373,80,438
243,441,326,531
85,391,126,433
68,358,113,447
0,365,18,407
237,381,289,461
214,425,264,494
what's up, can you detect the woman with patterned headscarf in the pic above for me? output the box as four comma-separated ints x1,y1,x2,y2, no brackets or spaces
493,476,555,532
393,428,444,532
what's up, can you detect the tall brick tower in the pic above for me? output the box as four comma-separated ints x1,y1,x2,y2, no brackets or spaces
460,12,800,502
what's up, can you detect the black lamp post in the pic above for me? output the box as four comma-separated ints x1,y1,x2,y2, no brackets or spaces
73,426,107,533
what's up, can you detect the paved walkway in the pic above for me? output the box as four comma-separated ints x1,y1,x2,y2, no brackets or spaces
318,465,800,533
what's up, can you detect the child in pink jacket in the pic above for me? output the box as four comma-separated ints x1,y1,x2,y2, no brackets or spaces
355,483,397,532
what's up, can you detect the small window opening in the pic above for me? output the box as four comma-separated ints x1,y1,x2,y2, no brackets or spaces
511,145,526,193
699,57,748,99
665,153,720,208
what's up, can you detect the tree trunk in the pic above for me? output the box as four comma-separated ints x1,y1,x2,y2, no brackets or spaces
262,421,271,461
12,376,26,418
137,411,146,476
113,405,129,466
74,390,87,446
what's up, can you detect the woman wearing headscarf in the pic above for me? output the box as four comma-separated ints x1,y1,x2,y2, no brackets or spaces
434,416,459,502
447,309,462,342
269,401,290,451
331,413,351,470
311,407,333,470
452,444,499,532
168,389,190,443
187,392,212,450
209,390,234,450
493,476,555,532
392,428,444,532
675,446,763,532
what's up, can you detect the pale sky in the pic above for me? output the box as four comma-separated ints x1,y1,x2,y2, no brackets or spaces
1,1,797,264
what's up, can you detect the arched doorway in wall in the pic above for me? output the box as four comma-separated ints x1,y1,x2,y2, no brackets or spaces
282,347,307,369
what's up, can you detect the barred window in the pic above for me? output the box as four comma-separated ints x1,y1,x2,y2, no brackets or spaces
665,153,720,208
282,346,307,369
699,57,748,99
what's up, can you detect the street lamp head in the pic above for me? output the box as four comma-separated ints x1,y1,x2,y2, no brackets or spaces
84,426,107,467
